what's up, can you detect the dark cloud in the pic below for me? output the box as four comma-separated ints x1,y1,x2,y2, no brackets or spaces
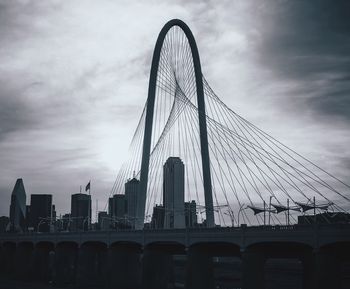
258,1,350,65
255,0,350,120
0,80,39,140
307,87,350,119
0,1,62,45
0,0,349,220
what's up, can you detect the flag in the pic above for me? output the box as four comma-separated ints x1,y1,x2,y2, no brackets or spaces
85,181,90,192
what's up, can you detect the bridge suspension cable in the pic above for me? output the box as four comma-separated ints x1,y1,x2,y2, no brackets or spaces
105,19,350,227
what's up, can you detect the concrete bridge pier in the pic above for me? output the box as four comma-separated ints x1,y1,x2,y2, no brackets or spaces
300,252,315,289
0,244,2,275
1,242,16,278
185,245,215,289
142,246,174,289
0,244,5,277
107,242,142,289
313,243,350,289
32,242,55,283
14,242,34,281
76,241,108,289
241,248,265,289
242,242,316,289
53,242,78,286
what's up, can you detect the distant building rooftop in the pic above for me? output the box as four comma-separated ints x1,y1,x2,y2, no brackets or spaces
298,212,350,225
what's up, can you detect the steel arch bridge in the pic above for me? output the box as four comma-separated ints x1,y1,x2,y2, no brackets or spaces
1,18,350,289
137,19,214,229
110,18,350,230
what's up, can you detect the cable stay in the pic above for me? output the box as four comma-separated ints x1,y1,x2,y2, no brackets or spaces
106,23,350,227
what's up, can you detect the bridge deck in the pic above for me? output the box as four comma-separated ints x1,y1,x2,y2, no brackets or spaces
1,224,349,249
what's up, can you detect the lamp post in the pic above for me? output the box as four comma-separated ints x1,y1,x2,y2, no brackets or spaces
83,216,90,231
238,204,247,227
224,209,235,227
67,217,73,231
268,196,274,226
37,219,46,233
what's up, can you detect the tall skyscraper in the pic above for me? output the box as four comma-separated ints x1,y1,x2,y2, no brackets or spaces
29,194,52,232
52,204,56,222
109,194,127,228
98,211,110,230
185,200,197,227
151,205,165,229
125,178,139,228
71,193,91,231
109,194,127,219
163,157,185,229
9,178,27,232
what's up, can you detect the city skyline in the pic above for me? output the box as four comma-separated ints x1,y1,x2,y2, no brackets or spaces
1,0,350,218
3,156,200,232
0,8,349,288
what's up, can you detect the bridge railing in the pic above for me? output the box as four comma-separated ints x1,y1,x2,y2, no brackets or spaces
1,223,349,239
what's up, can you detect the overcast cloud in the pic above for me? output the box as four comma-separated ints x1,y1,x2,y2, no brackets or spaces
0,0,349,218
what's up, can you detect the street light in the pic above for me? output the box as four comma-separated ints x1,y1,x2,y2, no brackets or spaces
224,208,235,227
67,217,73,231
238,203,247,227
83,216,90,231
269,196,275,226
37,219,46,233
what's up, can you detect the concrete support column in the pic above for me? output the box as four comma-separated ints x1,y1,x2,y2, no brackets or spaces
54,243,78,286
0,244,3,277
32,244,54,283
242,249,265,289
300,252,316,289
76,243,108,289
142,248,173,289
185,246,214,289
14,242,33,281
313,250,341,289
1,242,16,279
108,244,142,289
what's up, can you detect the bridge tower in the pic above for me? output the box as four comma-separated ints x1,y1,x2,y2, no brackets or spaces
136,19,214,229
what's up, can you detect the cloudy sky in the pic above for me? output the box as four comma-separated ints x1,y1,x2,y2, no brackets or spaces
1,0,349,218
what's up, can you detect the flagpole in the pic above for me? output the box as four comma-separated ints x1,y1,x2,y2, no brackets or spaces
89,180,91,230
